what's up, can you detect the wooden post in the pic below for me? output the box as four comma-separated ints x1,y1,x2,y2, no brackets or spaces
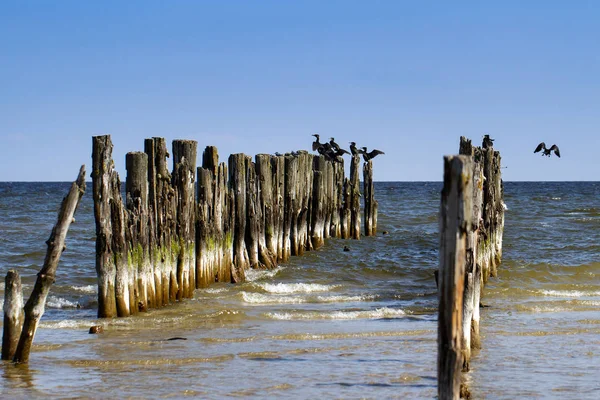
296,152,314,254
229,153,250,281
172,139,197,299
341,177,351,239
246,158,261,268
331,161,344,238
283,155,298,259
271,155,286,261
350,154,361,239
2,270,24,360
438,155,472,399
92,135,128,317
13,166,86,363
145,138,177,305
125,151,151,312
363,160,378,236
255,154,278,269
310,156,326,249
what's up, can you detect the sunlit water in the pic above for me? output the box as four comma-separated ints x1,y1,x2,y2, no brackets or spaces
0,182,598,399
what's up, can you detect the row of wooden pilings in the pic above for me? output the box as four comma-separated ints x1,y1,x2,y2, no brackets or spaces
92,135,378,318
438,137,505,399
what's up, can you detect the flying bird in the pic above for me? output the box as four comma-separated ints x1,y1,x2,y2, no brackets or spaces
360,147,385,162
534,142,560,158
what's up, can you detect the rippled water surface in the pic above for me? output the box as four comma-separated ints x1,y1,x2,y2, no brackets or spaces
0,181,598,399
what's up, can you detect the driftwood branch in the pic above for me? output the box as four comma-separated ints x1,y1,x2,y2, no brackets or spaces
12,165,86,363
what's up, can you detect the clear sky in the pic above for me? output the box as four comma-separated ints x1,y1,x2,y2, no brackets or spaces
1,1,598,181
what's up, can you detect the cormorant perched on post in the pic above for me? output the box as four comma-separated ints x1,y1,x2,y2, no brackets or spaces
349,142,360,156
312,134,322,151
329,137,341,152
534,142,560,158
482,134,495,149
360,147,385,162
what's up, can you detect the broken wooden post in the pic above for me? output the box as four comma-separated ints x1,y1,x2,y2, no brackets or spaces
172,139,197,299
92,135,128,318
125,151,151,312
13,166,86,363
2,270,24,360
438,155,472,399
363,160,378,236
229,153,250,281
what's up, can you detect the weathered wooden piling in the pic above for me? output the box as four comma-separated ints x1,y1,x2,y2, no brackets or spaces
349,154,361,239
93,136,127,317
145,137,179,304
13,166,86,363
92,137,379,317
125,151,151,312
2,270,24,360
172,140,197,299
438,155,473,400
363,160,378,236
229,153,250,281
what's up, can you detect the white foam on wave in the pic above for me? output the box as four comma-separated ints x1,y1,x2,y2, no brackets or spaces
245,266,284,282
539,290,600,297
241,292,306,304
257,282,338,294
266,307,406,320
203,287,229,294
39,319,91,329
69,285,97,294
315,294,376,303
47,296,78,309
502,201,508,211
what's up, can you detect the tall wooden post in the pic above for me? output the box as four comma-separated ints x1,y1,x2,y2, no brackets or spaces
172,139,197,299
2,270,24,360
311,156,326,249
271,155,286,261
350,154,361,239
125,151,151,312
255,154,278,269
92,135,128,317
363,160,377,236
229,153,250,281
438,155,472,399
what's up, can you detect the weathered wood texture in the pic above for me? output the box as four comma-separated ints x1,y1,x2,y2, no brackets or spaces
93,136,126,318
438,155,472,400
349,154,361,239
2,270,24,360
363,160,378,236
93,138,375,317
13,166,86,363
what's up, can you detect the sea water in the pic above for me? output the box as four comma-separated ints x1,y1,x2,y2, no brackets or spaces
0,181,598,399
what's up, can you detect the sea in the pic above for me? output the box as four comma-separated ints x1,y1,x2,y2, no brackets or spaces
0,181,598,399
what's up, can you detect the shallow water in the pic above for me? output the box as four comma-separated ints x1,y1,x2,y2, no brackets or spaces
0,181,598,398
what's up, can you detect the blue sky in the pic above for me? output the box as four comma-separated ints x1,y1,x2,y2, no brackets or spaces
1,1,598,181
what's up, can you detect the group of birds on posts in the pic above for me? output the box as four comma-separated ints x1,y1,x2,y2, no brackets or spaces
311,134,384,163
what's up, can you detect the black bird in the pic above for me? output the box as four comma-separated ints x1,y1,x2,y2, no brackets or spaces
360,147,385,162
483,134,495,149
534,142,560,158
329,137,341,152
312,134,322,151
349,142,360,156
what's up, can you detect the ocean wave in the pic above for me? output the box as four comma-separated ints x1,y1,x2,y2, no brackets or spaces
202,287,229,294
245,267,284,282
255,282,338,294
315,294,376,303
47,296,79,309
265,307,406,320
69,285,97,294
241,292,306,304
539,290,600,297
39,319,92,329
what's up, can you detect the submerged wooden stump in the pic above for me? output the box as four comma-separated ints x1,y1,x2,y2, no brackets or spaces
438,155,473,399
2,270,24,360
